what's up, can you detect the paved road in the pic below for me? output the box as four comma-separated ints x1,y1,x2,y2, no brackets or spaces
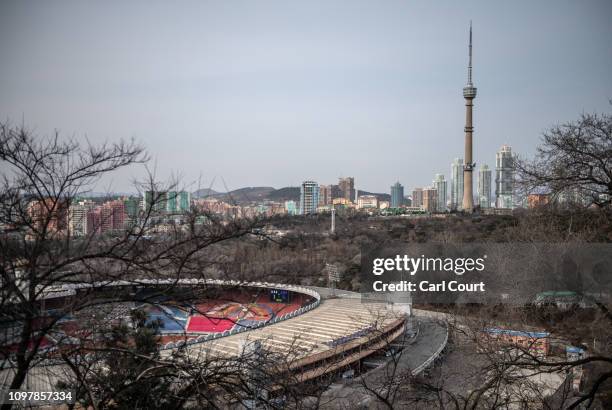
319,316,448,409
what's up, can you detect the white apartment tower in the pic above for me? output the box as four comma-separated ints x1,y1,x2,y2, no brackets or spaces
434,174,448,212
68,199,95,236
450,158,464,211
495,145,515,209
478,164,492,208
300,181,319,215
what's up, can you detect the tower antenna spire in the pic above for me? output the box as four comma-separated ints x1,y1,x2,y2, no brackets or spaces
468,20,473,86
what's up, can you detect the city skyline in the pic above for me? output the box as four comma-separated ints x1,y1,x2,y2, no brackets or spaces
1,1,611,193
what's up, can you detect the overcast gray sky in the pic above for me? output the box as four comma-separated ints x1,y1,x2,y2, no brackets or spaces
1,1,611,194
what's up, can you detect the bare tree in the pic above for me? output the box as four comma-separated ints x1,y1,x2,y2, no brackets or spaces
400,300,612,409
515,108,612,208
0,123,264,408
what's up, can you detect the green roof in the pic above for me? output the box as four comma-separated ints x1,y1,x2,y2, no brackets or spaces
537,291,578,297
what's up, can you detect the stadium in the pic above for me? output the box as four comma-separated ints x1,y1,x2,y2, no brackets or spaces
2,279,434,396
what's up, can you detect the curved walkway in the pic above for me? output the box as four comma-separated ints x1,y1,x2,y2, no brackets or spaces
321,316,448,408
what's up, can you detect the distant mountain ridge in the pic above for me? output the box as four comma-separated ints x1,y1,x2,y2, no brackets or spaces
79,192,138,198
191,188,219,198
267,187,300,201
192,186,390,204
193,186,278,203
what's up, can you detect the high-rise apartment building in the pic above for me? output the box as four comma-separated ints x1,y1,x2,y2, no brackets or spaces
69,199,95,236
143,191,167,212
433,174,447,212
300,181,319,215
390,182,404,208
123,197,140,227
27,198,69,235
423,187,438,213
412,188,424,209
143,190,190,213
105,200,126,231
478,164,492,209
332,185,342,200
87,200,127,235
495,145,514,209
167,191,191,213
319,185,329,207
450,158,464,211
167,192,178,213
86,208,102,235
319,184,341,207
338,177,355,202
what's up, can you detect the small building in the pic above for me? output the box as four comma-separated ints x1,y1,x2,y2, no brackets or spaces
357,195,378,209
403,207,426,214
534,291,585,309
284,200,298,216
482,328,550,357
528,193,550,209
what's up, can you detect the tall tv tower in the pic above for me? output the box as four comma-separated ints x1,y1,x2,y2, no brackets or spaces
462,22,477,212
